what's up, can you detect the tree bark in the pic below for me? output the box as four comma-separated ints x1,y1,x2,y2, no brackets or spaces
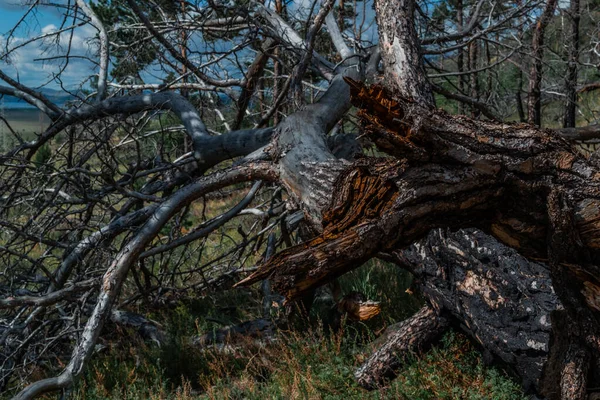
238,1,600,393
8,0,600,398
238,82,600,396
563,0,580,129
456,0,465,115
516,69,526,122
469,40,480,118
539,310,592,400
373,0,434,107
354,305,449,389
388,228,560,392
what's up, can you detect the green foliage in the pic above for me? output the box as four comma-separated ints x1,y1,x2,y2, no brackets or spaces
338,259,423,323
33,143,52,168
393,332,525,400
90,0,167,81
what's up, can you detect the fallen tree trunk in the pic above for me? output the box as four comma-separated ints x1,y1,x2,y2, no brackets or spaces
238,80,600,397
377,228,560,393
9,2,600,397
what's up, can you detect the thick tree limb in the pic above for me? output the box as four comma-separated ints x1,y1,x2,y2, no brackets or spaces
325,9,352,59
560,343,590,400
527,0,558,126
0,279,98,309
374,0,433,106
539,311,592,400
354,305,449,389
389,228,560,392
3,92,210,162
238,81,600,393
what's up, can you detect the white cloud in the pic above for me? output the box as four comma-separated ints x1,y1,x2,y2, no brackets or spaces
1,19,99,89
41,24,58,35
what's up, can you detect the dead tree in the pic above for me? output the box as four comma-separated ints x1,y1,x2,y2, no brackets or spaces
239,1,600,398
362,228,559,392
527,0,558,126
1,1,600,399
563,0,581,129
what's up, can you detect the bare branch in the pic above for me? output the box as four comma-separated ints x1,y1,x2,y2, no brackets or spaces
76,0,109,102
13,162,277,400
0,86,61,119
125,0,243,88
0,70,62,119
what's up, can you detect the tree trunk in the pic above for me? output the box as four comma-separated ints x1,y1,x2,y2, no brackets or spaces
10,0,600,398
385,228,560,392
469,40,480,118
456,0,465,115
354,305,449,389
528,0,558,127
373,0,434,107
563,0,580,129
516,69,526,122
238,83,600,397
238,2,599,395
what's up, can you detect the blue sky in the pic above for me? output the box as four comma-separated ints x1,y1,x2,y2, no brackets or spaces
0,0,378,92
0,1,98,90
0,3,27,26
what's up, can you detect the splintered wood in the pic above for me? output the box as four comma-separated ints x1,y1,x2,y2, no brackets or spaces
236,159,401,300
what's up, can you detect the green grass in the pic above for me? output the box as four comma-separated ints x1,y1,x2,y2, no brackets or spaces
0,256,526,400
0,109,50,146
70,326,525,400
62,261,525,400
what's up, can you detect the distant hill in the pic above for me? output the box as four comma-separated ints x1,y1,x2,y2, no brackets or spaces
1,88,77,109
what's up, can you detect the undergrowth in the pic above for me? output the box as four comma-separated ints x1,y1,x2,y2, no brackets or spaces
72,328,525,400
66,260,525,400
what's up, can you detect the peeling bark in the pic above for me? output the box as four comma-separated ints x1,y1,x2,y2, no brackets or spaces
373,0,433,106
540,310,591,400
